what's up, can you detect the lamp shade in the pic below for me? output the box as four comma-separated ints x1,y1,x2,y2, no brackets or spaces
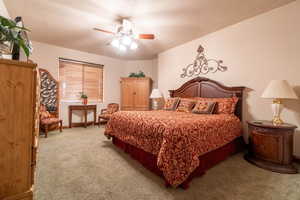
150,89,162,99
261,80,298,99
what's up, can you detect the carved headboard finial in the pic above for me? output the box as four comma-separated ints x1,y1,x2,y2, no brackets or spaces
197,45,204,53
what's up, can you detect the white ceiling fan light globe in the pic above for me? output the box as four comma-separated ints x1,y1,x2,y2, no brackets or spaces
111,39,120,48
130,42,138,50
119,44,127,52
122,35,132,46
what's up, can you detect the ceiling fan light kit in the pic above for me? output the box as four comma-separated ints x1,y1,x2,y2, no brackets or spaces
94,19,154,53
110,36,138,52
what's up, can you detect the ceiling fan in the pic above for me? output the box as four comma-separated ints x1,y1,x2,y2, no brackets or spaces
94,19,155,51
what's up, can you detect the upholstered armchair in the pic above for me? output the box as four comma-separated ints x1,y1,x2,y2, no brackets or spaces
98,103,119,126
40,104,62,138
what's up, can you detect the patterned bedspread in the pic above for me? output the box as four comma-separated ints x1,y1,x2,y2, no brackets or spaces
104,110,242,186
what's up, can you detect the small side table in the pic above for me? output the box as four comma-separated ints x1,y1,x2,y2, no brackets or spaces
68,105,97,128
245,120,298,174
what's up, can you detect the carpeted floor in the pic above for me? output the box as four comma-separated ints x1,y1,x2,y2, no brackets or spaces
35,127,300,200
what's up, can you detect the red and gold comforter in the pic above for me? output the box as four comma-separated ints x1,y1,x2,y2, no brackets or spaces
104,110,242,186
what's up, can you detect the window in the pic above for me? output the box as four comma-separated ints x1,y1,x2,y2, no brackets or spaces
59,59,103,101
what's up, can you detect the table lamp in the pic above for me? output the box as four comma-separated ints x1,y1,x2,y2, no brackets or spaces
261,80,298,125
150,89,162,110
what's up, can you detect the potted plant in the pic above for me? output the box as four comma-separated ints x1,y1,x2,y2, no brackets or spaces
0,16,31,59
128,70,145,78
80,92,88,105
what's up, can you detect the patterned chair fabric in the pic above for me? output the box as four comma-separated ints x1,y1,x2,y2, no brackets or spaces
40,104,62,137
98,103,119,125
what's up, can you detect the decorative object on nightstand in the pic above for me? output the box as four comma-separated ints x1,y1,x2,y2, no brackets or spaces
261,80,298,125
245,120,298,174
150,89,162,110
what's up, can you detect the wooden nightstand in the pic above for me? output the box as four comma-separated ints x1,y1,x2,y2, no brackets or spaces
245,120,298,174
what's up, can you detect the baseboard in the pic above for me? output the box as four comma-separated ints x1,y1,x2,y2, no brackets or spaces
64,122,101,129
294,156,300,164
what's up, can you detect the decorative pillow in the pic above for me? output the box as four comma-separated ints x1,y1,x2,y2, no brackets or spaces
192,101,216,114
40,105,51,119
164,98,180,110
192,97,238,114
40,111,51,120
176,99,195,112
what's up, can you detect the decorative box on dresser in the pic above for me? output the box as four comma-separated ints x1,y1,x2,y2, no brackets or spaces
245,120,298,174
120,77,152,111
0,59,39,200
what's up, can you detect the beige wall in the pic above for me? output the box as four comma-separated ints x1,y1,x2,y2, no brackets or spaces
158,1,300,156
31,41,157,126
123,59,158,87
0,0,10,18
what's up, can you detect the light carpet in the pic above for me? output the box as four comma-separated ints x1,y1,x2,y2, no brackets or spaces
35,127,300,200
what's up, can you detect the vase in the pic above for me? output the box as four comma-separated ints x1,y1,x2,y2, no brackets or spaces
83,98,88,105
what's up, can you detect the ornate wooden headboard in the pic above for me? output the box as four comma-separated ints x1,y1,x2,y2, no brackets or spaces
39,68,59,116
169,77,245,120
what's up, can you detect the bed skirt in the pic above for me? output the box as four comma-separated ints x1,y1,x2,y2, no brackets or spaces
112,136,245,189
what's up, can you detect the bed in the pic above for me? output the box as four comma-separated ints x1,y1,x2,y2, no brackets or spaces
104,77,245,188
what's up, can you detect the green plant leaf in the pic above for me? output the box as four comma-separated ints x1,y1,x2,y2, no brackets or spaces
0,16,17,28
0,15,31,57
18,39,30,57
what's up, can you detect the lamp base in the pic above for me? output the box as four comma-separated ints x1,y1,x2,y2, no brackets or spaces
152,99,159,110
272,116,284,126
271,99,284,126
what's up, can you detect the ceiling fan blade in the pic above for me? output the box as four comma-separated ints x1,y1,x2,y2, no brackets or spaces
93,28,115,35
138,34,155,40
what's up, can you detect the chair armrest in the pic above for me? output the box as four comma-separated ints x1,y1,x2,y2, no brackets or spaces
101,109,108,114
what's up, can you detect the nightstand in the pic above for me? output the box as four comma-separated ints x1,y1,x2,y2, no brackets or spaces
245,120,298,174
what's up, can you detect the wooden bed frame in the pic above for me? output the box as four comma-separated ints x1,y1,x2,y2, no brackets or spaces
169,77,245,120
111,77,245,189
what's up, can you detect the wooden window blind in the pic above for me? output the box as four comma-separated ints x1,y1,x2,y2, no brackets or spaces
59,60,103,101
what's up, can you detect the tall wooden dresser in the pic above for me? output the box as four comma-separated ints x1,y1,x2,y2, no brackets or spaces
121,77,152,111
0,59,39,200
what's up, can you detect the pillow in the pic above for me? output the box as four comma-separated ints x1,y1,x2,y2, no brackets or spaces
40,105,51,119
40,110,51,120
192,101,216,114
176,99,195,112
164,98,180,110
193,97,238,114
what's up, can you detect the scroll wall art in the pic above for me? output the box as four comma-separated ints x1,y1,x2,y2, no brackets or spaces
180,45,228,78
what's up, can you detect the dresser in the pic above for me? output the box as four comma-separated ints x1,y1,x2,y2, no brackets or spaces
0,59,39,200
245,120,297,174
120,77,152,111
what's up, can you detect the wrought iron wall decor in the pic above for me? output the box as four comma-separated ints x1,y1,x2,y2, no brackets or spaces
39,68,59,113
180,45,228,78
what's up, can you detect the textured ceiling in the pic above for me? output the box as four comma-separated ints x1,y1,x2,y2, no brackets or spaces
4,0,295,60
